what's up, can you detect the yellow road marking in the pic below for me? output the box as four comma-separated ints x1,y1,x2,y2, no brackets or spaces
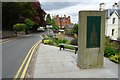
13,44,35,79
20,40,41,78
14,39,41,79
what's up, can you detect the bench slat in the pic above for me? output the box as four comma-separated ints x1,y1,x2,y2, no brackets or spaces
59,44,78,48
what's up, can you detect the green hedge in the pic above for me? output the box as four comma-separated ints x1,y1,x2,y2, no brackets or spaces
104,47,119,57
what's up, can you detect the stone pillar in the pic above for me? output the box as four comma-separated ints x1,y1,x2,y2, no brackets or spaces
77,11,105,69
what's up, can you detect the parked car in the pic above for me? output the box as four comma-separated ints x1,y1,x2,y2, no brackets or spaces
37,27,45,31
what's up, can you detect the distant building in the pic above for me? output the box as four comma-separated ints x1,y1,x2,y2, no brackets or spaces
99,2,120,40
52,15,71,29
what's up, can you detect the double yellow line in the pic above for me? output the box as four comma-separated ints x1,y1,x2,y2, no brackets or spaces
14,39,42,79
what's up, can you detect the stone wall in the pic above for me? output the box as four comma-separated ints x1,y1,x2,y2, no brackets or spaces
2,30,17,39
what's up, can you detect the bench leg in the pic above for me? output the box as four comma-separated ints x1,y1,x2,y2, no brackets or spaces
75,48,78,54
60,45,65,51
63,46,65,50
60,46,62,51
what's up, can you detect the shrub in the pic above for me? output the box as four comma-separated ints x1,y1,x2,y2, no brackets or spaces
49,40,54,45
109,54,120,64
104,37,119,57
104,47,118,57
70,38,78,46
65,46,75,50
53,39,69,45
62,39,68,43
13,23,27,32
105,38,117,50
43,39,53,44
66,40,71,44
43,40,50,44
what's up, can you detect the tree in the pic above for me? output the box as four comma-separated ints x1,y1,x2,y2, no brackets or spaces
46,14,51,25
2,2,46,31
51,19,59,30
13,19,35,34
73,24,78,35
32,2,46,27
24,18,34,34
2,2,36,30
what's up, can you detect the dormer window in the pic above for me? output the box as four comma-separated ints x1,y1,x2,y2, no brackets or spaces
112,18,115,24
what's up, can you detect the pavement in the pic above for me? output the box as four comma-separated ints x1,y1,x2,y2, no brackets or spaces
34,44,118,78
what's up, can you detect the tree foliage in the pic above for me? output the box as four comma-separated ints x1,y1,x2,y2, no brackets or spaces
73,24,78,35
13,23,27,32
2,2,46,31
2,2,36,30
13,18,35,34
32,2,46,27
46,14,51,25
51,19,59,30
25,18,34,28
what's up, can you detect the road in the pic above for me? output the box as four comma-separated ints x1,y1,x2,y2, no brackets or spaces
2,32,43,78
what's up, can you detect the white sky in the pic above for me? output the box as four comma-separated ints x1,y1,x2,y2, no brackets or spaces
39,0,120,23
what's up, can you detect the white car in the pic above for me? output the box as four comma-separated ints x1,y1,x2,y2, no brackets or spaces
37,27,45,31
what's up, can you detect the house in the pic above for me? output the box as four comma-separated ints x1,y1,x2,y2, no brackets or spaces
100,2,120,40
105,9,120,40
52,15,71,29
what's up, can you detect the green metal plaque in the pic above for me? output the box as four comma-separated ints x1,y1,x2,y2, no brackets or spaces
86,16,101,48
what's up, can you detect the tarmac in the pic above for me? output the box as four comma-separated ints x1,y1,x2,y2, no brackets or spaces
33,43,118,78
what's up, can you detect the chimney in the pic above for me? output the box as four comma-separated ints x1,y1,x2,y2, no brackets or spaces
64,15,66,18
56,15,59,18
99,3,105,11
112,3,118,9
67,16,71,24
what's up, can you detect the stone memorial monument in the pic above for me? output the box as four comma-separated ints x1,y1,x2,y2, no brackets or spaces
77,11,105,69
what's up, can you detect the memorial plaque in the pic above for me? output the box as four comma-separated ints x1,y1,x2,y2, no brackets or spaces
86,16,101,48
77,11,105,69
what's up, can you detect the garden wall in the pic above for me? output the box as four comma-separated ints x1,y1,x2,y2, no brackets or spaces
2,30,17,39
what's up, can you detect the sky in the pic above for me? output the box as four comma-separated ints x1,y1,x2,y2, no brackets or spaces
39,0,120,23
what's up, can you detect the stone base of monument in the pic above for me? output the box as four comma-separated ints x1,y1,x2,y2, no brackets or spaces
77,48,104,69
77,11,105,69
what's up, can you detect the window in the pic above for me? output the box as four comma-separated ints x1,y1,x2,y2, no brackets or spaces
112,18,115,24
112,29,114,36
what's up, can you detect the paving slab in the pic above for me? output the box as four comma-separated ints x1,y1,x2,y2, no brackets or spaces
34,44,118,78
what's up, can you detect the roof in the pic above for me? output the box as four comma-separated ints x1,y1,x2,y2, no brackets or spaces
105,9,120,19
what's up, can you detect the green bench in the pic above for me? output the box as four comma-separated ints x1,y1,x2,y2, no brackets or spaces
59,44,78,54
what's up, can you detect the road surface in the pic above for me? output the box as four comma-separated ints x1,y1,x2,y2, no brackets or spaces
2,32,43,78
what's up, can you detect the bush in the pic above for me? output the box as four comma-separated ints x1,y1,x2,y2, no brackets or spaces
54,39,69,45
43,40,50,44
42,36,54,45
43,39,53,45
104,37,119,57
66,40,71,44
70,38,78,46
109,53,120,64
65,46,75,50
49,40,54,45
105,38,117,50
104,47,118,57
13,23,27,32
